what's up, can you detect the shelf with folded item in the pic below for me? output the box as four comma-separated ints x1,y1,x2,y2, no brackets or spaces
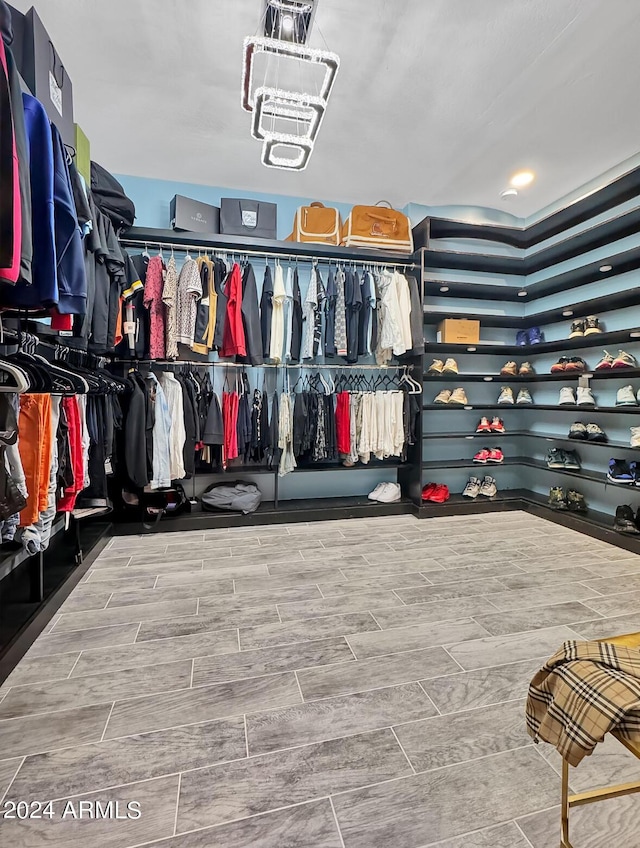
424,329,640,357
423,432,528,440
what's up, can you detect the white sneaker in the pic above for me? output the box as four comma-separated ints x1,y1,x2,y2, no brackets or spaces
497,386,515,404
479,476,498,497
616,385,638,406
558,387,576,405
631,427,640,448
462,477,481,499
368,483,386,501
377,483,401,503
577,386,595,406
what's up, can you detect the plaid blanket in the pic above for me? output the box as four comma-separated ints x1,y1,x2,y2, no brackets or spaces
526,640,640,766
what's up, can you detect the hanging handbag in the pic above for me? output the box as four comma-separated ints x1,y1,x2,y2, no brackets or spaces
0,447,26,521
341,201,414,253
286,202,342,246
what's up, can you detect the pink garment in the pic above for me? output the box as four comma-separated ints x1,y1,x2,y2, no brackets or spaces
143,255,166,359
0,37,21,283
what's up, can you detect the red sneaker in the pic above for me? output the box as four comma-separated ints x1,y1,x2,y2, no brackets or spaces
421,482,438,501
428,484,450,503
490,417,506,433
476,417,492,433
473,448,491,464
487,447,504,463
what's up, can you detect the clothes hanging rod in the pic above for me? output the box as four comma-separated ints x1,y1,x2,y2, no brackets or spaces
118,237,416,269
113,358,414,370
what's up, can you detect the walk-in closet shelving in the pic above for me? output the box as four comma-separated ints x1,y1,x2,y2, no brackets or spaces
418,162,640,548
114,228,425,531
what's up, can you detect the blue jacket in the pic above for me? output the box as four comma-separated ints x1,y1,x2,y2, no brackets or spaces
51,123,86,313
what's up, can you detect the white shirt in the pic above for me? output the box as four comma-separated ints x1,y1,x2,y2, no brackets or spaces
158,372,186,480
270,263,287,363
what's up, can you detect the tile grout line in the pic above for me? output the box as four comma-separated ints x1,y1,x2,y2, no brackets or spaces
416,680,442,715
98,701,116,743
172,773,182,836
514,819,536,848
329,797,348,848
189,659,195,688
65,652,83,679
389,726,417,774
293,669,305,702
441,645,466,672
243,714,249,758
0,756,25,805
236,628,241,652
133,622,143,644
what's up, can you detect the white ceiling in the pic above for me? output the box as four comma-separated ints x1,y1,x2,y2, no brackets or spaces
10,0,640,216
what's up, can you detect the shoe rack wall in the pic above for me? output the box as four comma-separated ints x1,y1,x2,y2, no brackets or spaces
418,170,640,541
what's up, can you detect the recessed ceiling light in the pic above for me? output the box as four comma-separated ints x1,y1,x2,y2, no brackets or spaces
500,188,518,200
517,290,527,297
439,286,450,293
562,310,574,317
510,170,535,188
599,265,613,273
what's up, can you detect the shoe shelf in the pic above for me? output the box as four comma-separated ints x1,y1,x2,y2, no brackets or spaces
423,290,640,329
424,329,640,357
423,403,640,414
423,368,640,382
423,432,635,450
423,457,528,470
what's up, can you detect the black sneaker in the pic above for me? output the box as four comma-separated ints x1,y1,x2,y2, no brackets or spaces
563,450,581,471
548,486,568,510
567,490,587,513
546,449,565,469
614,505,640,535
586,423,607,443
568,422,588,440
569,320,586,338
608,459,634,484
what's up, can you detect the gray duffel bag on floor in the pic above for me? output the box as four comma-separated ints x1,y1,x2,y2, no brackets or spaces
201,482,262,514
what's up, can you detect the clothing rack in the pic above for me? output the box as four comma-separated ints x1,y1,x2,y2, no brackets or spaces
119,232,417,270
113,359,415,371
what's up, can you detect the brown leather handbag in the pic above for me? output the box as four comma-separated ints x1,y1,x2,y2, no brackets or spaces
341,201,413,253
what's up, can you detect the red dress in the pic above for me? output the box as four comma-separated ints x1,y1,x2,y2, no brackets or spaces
336,391,351,455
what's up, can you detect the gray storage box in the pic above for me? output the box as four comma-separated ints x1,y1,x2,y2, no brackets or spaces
21,7,74,146
170,195,220,233
220,198,277,239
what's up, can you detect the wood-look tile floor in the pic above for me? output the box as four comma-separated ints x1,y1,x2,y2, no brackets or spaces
1,511,639,847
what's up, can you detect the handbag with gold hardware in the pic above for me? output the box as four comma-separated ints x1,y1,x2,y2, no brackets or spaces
341,201,413,252
287,202,342,245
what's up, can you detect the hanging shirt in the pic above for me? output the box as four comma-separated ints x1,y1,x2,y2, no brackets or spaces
269,262,287,363
324,267,337,357
240,263,264,366
290,268,303,364
358,271,376,356
212,259,228,351
158,372,186,480
283,267,294,361
175,257,202,347
0,36,20,283
406,273,423,354
143,255,166,360
395,271,413,355
301,266,319,360
146,373,171,490
260,265,274,359
334,266,348,357
278,392,297,476
162,256,179,359
192,257,217,355
221,263,247,358
345,269,363,364
314,268,326,358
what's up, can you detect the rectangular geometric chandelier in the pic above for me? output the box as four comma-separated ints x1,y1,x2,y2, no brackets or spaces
241,8,340,171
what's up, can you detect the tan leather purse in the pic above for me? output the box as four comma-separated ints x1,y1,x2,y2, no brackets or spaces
287,202,342,245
